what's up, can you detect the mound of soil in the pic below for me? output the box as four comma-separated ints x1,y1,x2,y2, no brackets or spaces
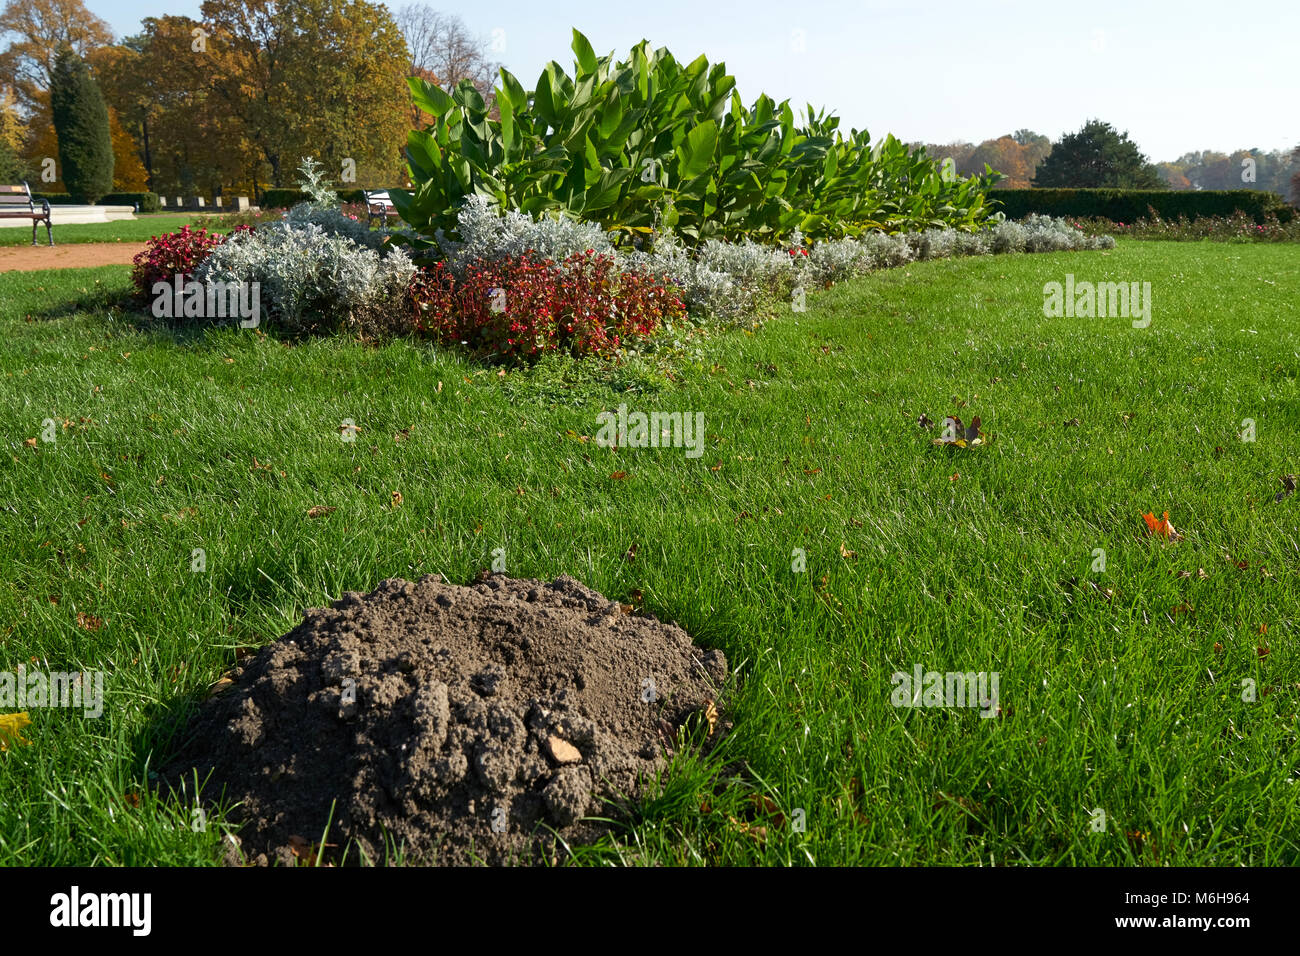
162,573,727,866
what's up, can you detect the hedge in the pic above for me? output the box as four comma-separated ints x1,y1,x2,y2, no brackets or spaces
31,191,159,212
991,189,1295,224
259,187,378,208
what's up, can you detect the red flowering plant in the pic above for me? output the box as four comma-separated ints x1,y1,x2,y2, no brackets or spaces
130,225,254,300
409,249,683,362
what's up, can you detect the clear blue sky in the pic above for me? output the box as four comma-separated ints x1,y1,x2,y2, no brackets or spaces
87,0,1299,160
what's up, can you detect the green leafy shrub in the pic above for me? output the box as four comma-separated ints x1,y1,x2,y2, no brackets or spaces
395,30,1000,249
992,188,1294,224
104,192,160,212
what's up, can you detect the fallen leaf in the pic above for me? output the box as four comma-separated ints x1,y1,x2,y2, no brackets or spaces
76,612,103,631
917,414,933,428
1257,646,1271,658
803,468,822,476
839,542,857,559
727,814,768,845
748,794,785,827
1063,417,1081,427
609,471,627,481
0,712,32,751
702,699,719,735
949,472,960,482
390,491,403,507
306,505,336,519
23,438,37,447
623,542,638,563
1141,511,1183,541
1213,642,1224,655
286,834,335,867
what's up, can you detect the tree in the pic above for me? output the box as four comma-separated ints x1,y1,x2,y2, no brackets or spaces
50,47,112,202
0,0,112,112
0,94,19,177
1034,120,1163,189
1156,161,1191,190
968,136,1030,188
395,4,500,124
0,93,22,181
92,17,247,197
1292,145,1300,207
203,0,410,187
108,108,147,190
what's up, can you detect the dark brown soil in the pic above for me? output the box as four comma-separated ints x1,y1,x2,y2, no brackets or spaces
162,573,727,866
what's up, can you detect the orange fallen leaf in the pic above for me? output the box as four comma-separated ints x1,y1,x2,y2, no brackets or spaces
609,471,627,480
1141,511,1182,540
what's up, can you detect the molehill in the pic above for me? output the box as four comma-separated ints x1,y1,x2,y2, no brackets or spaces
162,573,728,865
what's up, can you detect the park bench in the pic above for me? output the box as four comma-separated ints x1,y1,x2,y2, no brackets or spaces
0,182,54,246
363,189,397,229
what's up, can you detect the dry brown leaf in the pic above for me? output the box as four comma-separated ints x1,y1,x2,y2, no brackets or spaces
702,699,718,735
76,612,102,631
306,505,336,519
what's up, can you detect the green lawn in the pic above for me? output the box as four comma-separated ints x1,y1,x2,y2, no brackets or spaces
0,214,213,247
1,240,1297,865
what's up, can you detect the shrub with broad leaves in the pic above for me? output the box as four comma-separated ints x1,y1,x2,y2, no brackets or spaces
409,250,682,361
